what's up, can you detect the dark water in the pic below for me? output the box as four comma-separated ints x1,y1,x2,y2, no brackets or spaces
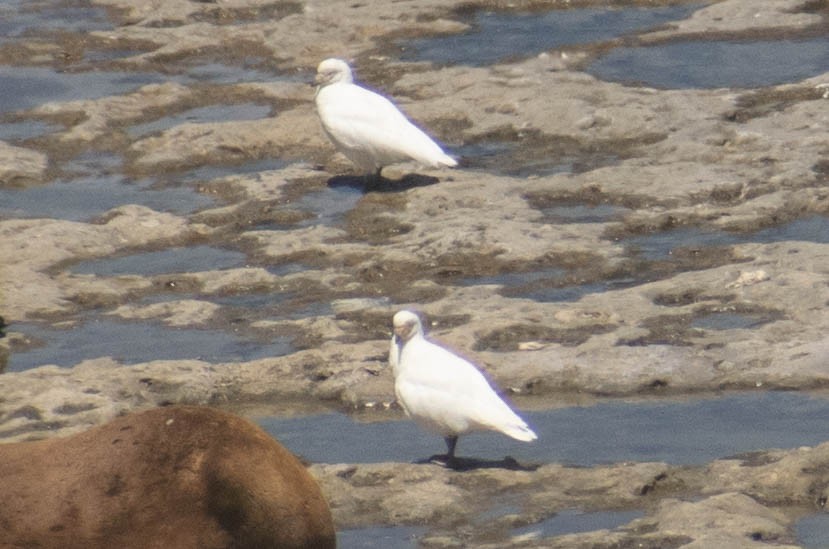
336,507,642,547
337,525,427,549
0,174,215,221
71,245,248,276
454,141,619,177
0,0,112,41
509,280,620,304
457,215,829,302
8,318,293,371
399,5,829,89
459,269,628,305
259,392,829,467
515,508,645,538
0,119,59,141
295,184,364,228
624,216,829,261
541,202,629,224
399,5,700,67
337,509,645,547
168,157,289,184
263,392,829,546
0,66,165,114
796,513,829,549
243,183,363,231
210,292,333,321
459,269,565,289
0,158,290,223
691,311,774,330
0,149,200,223
589,38,829,89
127,103,272,138
266,261,310,276
404,5,829,171
181,62,274,85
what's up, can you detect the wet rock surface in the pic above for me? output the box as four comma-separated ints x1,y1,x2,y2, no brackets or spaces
1,0,828,546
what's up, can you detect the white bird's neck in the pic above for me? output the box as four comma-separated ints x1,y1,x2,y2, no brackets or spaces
397,332,425,356
395,333,415,350
315,80,348,99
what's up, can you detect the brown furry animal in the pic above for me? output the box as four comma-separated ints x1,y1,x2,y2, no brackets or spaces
0,406,336,549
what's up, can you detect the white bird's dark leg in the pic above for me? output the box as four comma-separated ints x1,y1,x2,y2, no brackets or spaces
372,166,384,183
427,435,459,467
362,166,384,187
444,435,458,459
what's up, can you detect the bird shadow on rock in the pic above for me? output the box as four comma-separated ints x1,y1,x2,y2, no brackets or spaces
327,173,440,193
417,455,539,472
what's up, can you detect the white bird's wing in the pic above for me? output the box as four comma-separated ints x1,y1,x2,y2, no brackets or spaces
317,84,455,168
397,338,536,441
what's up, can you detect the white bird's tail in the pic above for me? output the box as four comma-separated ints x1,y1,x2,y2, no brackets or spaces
435,153,458,168
486,401,538,442
402,125,457,169
411,148,457,169
501,422,538,442
477,389,537,442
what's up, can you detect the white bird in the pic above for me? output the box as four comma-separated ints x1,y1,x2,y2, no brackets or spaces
389,310,537,464
314,58,457,179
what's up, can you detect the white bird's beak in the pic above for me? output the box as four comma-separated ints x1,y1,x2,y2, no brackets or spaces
313,71,331,86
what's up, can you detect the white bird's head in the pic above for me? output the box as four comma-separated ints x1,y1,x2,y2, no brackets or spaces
314,58,354,87
392,310,423,342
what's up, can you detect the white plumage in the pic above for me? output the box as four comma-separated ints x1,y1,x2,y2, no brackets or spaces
314,58,457,178
390,310,537,462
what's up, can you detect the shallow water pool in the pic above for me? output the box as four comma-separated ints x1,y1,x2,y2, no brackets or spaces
398,5,699,67
70,245,247,276
796,513,829,549
589,37,829,89
0,175,215,222
259,391,829,467
9,317,292,371
0,66,165,115
514,508,645,539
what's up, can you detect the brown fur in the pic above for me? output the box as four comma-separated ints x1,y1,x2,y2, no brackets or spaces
0,406,336,549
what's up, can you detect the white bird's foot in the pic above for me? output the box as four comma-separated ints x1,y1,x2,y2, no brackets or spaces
420,454,539,472
426,453,460,469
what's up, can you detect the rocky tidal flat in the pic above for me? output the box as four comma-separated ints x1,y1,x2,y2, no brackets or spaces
1,0,828,547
